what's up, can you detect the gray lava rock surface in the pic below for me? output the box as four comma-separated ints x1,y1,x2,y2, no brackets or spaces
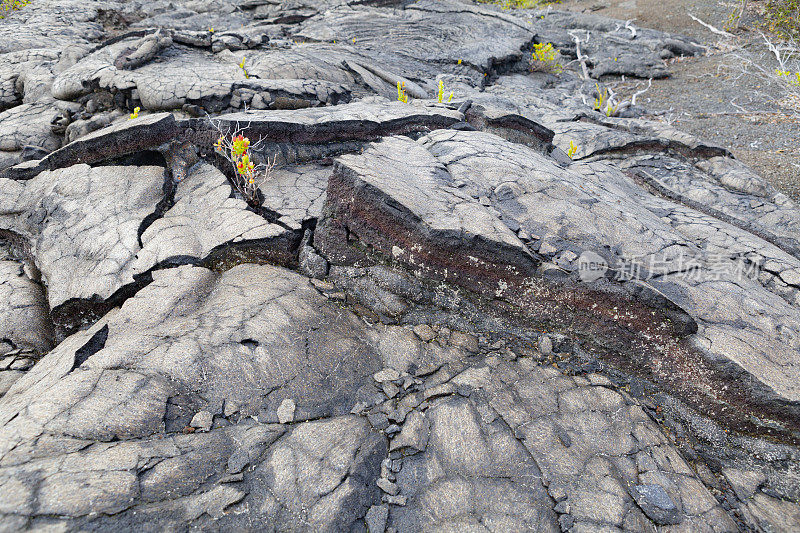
0,0,798,530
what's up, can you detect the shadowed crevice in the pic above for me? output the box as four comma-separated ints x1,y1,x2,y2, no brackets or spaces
72,324,109,370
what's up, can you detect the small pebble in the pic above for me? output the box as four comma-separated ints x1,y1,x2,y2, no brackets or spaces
413,324,436,342
368,412,390,431
383,494,407,506
277,398,296,424
449,331,479,353
223,399,240,417
365,505,389,533
350,401,368,415
377,477,400,496
386,424,402,435
383,382,400,398
538,335,553,356
190,410,213,432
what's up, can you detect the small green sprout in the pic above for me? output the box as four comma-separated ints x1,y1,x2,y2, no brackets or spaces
239,57,249,79
397,81,409,103
530,42,563,74
592,84,622,117
436,80,454,103
724,10,740,32
776,69,800,87
567,140,578,159
593,83,608,111
129,107,140,120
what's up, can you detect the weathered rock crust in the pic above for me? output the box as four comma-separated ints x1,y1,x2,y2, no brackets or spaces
0,0,798,531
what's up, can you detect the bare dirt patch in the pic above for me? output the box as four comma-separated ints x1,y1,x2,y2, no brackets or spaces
556,0,800,199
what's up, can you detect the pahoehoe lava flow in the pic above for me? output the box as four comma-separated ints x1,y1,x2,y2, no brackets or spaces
0,0,799,531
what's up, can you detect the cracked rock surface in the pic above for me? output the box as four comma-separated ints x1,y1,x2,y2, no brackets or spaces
133,162,294,273
0,164,165,333
319,129,800,438
0,264,389,530
0,260,53,358
0,0,799,530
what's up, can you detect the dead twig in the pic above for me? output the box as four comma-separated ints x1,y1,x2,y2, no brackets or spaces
688,14,734,38
625,20,637,39
630,78,652,106
726,33,800,118
569,30,591,80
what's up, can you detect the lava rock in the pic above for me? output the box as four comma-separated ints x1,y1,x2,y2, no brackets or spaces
630,484,682,525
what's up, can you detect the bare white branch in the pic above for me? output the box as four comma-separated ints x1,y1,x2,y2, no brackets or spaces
625,20,637,39
688,14,734,38
729,97,747,113
569,30,591,80
725,32,799,120
630,78,652,106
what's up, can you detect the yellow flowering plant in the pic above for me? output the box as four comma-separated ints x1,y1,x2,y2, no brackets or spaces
397,81,409,103
231,134,250,156
0,0,30,19
210,122,276,206
567,140,578,159
437,80,454,103
530,42,563,74
776,69,800,87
